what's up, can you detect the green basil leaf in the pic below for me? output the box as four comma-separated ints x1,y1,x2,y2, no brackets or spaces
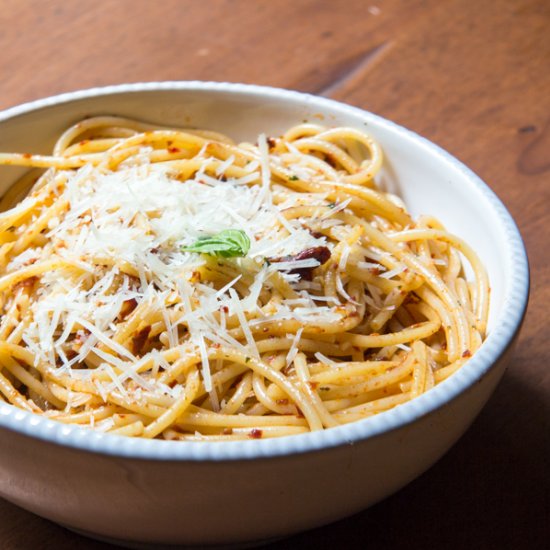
181,229,251,258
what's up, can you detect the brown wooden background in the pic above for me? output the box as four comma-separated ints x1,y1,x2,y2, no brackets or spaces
0,1,548,548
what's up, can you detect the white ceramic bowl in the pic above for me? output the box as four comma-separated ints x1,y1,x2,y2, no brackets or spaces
0,82,529,548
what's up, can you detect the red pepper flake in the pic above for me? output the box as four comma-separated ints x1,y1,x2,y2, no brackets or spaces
22,153,32,159
222,427,233,435
65,349,77,360
308,381,319,390
132,326,151,355
168,146,180,154
462,349,472,358
75,329,90,342
249,428,263,439
220,305,229,314
13,276,38,291
119,298,138,321
308,229,324,239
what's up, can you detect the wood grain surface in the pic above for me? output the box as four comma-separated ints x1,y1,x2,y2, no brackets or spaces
0,1,548,548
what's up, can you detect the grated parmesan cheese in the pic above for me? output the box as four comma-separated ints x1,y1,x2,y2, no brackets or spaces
286,328,303,368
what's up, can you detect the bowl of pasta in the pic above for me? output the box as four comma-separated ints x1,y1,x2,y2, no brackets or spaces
0,82,528,547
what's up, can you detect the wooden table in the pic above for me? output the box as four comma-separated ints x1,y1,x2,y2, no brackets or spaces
0,1,548,548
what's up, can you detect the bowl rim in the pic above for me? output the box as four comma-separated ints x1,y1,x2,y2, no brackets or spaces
0,81,530,461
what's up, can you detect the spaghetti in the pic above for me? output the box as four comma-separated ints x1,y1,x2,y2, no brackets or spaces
0,116,489,440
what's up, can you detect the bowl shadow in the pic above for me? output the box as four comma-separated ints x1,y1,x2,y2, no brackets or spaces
271,361,549,550
0,360,547,550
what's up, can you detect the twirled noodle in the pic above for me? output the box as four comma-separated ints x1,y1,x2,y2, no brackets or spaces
0,116,489,440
